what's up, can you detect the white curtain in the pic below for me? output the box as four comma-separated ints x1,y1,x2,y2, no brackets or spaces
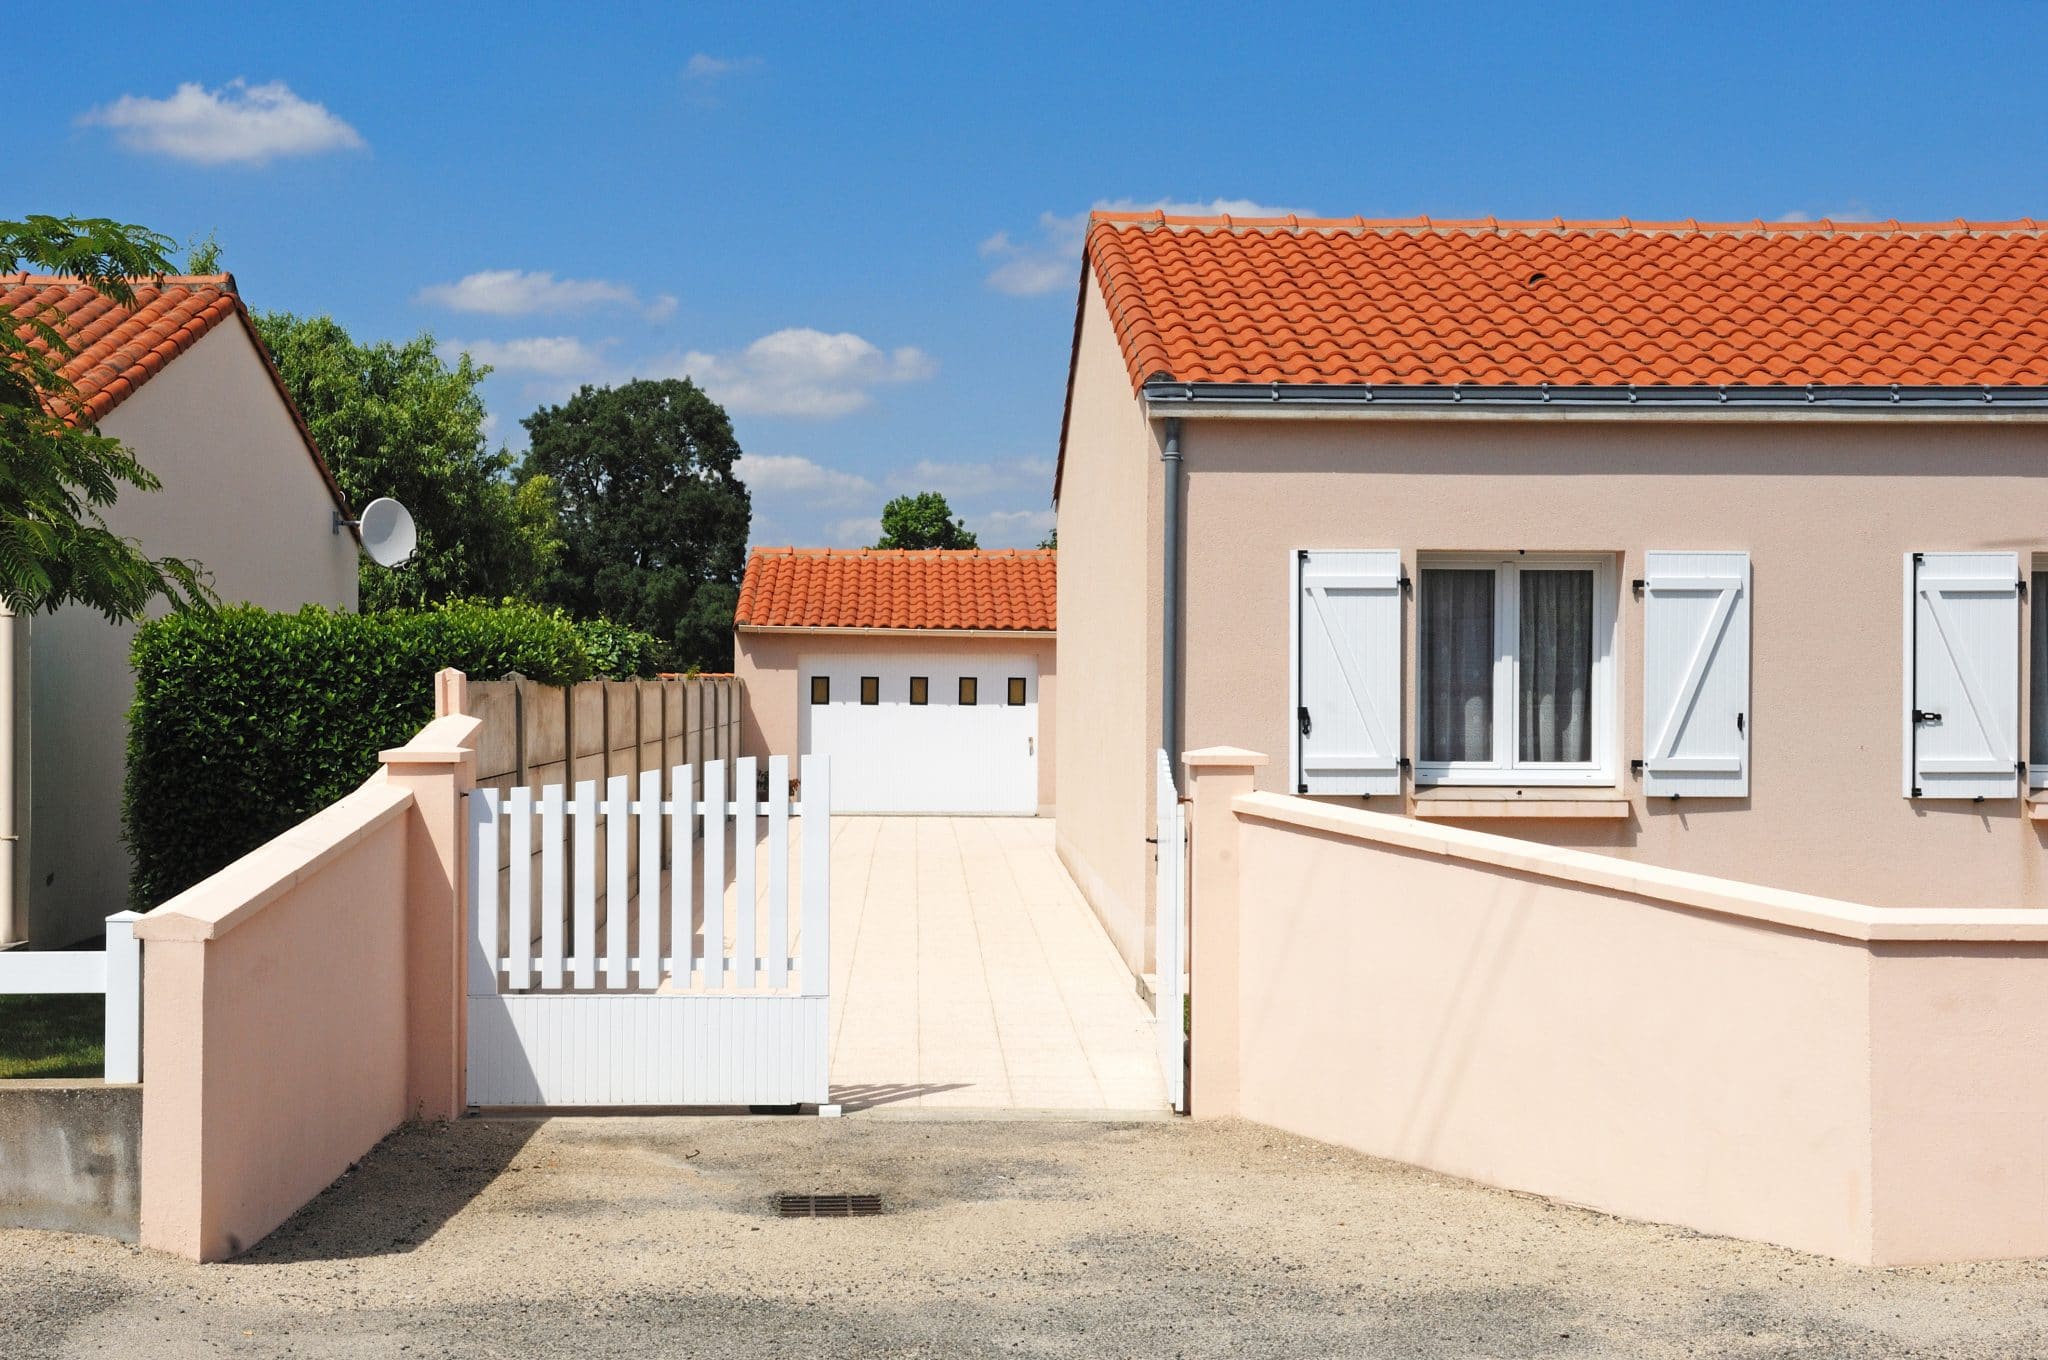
1419,569,1494,762
2032,574,2048,768
1518,570,1592,763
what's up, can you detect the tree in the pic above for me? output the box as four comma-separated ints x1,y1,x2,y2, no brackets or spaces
184,231,222,275
0,215,213,620
875,491,977,550
255,312,537,609
521,379,751,671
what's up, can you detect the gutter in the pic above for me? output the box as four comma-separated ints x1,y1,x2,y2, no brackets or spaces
1144,380,2048,414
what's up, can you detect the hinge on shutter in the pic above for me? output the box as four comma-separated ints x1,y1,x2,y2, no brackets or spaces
1298,706,1312,737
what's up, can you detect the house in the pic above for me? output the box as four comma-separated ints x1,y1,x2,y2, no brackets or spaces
3,274,358,947
733,546,1055,814
1054,212,2048,973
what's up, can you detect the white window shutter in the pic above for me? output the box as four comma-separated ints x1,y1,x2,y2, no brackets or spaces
1642,552,1751,797
1905,551,2020,800
1295,549,1402,795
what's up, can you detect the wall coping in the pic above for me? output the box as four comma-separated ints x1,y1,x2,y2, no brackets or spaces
1184,746,1269,770
378,712,483,766
135,780,413,944
1232,790,2048,944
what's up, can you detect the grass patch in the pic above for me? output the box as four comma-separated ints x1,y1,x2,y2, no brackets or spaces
0,994,104,1079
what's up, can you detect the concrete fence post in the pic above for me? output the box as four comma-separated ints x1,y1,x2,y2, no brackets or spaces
1181,747,1267,1120
378,699,482,1120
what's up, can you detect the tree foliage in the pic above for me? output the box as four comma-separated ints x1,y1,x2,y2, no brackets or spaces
875,491,978,550
255,312,551,609
520,379,751,672
0,216,214,619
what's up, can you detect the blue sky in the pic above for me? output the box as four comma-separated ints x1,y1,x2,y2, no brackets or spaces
17,1,2048,548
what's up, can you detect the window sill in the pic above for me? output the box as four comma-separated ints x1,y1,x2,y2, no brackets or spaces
1411,796,1632,821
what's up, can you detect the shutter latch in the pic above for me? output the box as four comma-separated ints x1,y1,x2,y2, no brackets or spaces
1298,706,1312,737
1913,709,1943,725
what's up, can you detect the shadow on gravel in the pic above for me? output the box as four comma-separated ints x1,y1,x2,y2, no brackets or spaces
233,1118,539,1265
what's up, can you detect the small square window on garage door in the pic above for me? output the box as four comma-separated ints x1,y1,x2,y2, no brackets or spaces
959,676,978,705
909,676,928,705
810,676,829,705
860,676,879,705
1007,677,1027,706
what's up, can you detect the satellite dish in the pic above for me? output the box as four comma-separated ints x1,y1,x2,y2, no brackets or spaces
356,497,418,568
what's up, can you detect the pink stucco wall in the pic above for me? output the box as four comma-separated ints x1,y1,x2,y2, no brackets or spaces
1186,753,2048,1265
735,628,1058,813
134,706,477,1261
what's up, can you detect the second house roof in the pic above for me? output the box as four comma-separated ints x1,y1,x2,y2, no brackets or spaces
736,548,1056,633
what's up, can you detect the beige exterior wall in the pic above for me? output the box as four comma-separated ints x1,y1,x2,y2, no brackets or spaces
1187,764,2048,1265
735,628,1057,812
1162,411,2048,910
18,320,357,944
1053,271,1163,970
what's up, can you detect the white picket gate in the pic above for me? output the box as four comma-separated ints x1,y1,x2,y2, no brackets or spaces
464,754,832,1107
0,911,141,1084
1155,750,1188,1113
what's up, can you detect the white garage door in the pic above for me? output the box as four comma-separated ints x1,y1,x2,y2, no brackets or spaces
799,653,1038,814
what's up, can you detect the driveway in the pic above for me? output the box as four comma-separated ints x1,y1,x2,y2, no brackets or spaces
11,1115,2048,1358
826,816,1165,1114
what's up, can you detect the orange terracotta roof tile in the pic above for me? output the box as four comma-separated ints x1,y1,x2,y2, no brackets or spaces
735,548,1056,633
1084,214,2048,389
3,272,351,519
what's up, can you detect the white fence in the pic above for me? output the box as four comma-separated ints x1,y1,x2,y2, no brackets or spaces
465,754,831,1107
0,910,141,1083
1156,751,1187,1113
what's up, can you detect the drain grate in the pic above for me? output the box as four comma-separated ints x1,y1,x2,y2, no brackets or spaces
777,1192,883,1218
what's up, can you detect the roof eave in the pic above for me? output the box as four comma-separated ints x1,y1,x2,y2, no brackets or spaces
735,624,1056,638
1142,380,2048,416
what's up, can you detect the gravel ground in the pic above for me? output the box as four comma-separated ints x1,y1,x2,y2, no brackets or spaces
7,1114,2048,1358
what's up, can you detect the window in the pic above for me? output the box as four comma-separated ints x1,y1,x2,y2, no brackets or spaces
909,676,929,706
2035,569,2048,787
860,676,879,705
958,676,978,705
1007,677,1027,706
1415,554,1616,785
809,676,829,705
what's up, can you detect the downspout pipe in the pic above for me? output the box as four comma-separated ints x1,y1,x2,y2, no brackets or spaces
0,605,15,945
1161,418,1183,776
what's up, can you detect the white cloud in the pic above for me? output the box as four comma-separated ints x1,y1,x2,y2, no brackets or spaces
736,453,875,507
685,54,762,81
1776,200,1879,224
829,516,881,548
971,508,1056,548
982,198,1308,296
79,79,363,166
416,269,666,318
446,336,610,378
891,456,1055,499
667,328,936,419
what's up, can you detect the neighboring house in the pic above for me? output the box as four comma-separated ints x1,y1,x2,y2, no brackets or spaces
734,547,1055,814
1056,212,2048,972
3,274,358,947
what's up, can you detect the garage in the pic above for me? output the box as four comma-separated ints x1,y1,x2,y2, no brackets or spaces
733,547,1056,815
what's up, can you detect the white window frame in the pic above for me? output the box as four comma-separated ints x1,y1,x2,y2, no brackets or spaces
1414,552,1618,787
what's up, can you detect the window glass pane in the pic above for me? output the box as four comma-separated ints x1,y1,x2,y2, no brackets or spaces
860,676,879,705
910,676,928,706
809,676,829,705
1007,677,1027,706
1419,568,1495,762
1518,570,1594,763
959,677,978,705
2033,572,2048,767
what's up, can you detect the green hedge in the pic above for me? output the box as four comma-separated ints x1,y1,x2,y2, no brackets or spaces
122,599,631,909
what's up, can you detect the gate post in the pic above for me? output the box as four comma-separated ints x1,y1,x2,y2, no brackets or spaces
1182,747,1266,1120
379,688,481,1121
